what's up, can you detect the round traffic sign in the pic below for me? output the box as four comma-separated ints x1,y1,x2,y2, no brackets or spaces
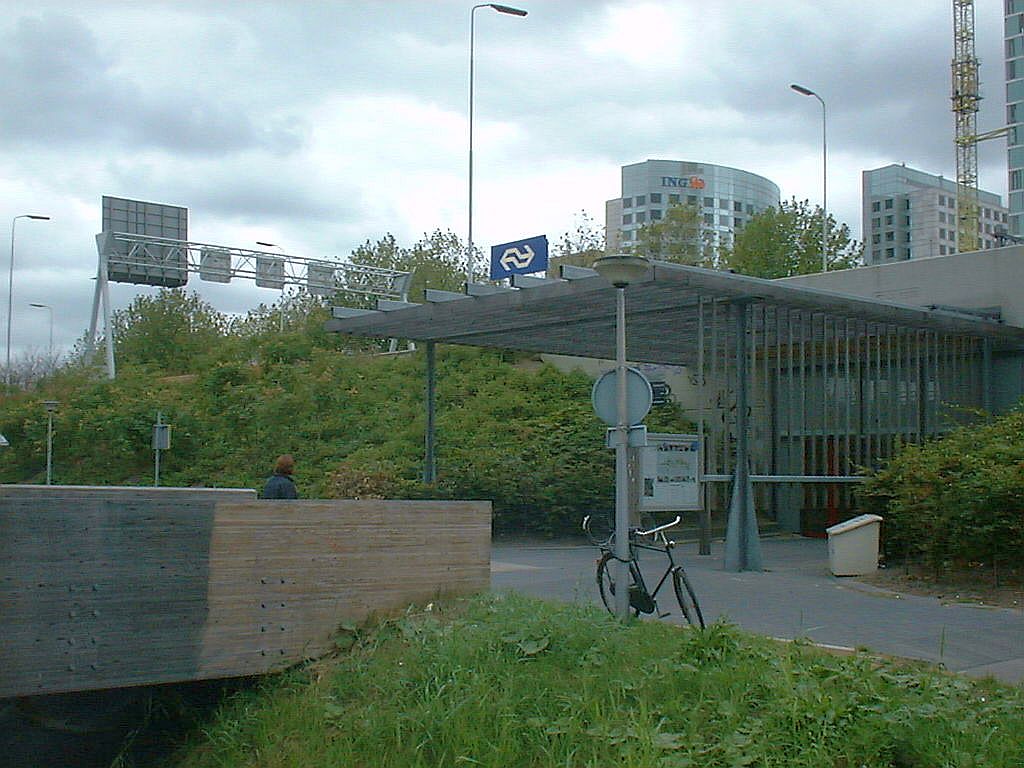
591,367,653,427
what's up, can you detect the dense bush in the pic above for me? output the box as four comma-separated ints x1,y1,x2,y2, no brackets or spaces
0,290,695,535
858,406,1024,581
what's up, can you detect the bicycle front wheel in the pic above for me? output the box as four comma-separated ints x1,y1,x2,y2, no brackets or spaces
672,566,705,628
596,552,639,617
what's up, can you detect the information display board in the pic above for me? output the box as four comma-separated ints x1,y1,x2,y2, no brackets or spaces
638,433,701,512
101,196,188,287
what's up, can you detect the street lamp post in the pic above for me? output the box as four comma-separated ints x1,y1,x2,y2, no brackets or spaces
7,214,50,385
43,400,58,485
790,83,827,272
29,303,53,360
468,3,527,286
257,241,288,332
592,252,650,620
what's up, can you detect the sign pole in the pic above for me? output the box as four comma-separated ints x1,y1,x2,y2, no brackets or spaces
613,285,631,619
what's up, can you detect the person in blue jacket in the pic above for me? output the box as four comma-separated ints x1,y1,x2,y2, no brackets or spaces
262,454,299,499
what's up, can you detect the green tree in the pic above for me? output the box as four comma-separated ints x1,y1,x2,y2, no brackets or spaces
111,289,227,373
720,198,863,278
345,229,466,305
550,210,605,273
632,204,710,265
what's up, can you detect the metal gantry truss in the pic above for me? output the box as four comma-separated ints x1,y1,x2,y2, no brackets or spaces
89,232,413,378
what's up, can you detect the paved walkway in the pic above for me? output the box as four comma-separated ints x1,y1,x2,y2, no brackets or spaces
491,535,1024,685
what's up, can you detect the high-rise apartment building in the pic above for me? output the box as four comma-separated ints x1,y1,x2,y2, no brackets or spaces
605,160,779,254
1006,0,1024,235
862,164,1007,264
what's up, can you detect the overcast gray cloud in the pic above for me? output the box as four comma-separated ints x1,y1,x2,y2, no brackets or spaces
0,0,1013,359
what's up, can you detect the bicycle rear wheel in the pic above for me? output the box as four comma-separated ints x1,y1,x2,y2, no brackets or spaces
596,552,640,617
672,566,705,628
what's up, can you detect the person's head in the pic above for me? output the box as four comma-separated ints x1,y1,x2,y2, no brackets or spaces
274,454,295,476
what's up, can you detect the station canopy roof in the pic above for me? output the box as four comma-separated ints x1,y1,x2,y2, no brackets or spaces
325,261,1024,366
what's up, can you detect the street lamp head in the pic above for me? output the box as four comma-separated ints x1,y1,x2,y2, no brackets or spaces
790,83,815,97
43,400,59,413
490,4,527,15
592,253,651,288
29,302,48,309
256,241,277,248
26,215,50,221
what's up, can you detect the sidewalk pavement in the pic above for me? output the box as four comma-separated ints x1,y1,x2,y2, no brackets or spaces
490,535,1024,685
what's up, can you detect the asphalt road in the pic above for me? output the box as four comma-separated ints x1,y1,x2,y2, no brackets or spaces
491,535,1024,684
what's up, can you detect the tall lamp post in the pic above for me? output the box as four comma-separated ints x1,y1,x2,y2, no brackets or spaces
468,3,527,286
7,214,50,385
592,252,650,619
790,83,828,272
29,303,53,360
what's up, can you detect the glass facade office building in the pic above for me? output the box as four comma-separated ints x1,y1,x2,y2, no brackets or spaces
1007,0,1024,235
605,160,780,254
862,164,1006,264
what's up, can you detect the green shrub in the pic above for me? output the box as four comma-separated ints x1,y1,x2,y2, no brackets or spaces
858,406,1024,579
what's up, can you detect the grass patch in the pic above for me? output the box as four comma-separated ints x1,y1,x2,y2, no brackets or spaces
171,594,1024,767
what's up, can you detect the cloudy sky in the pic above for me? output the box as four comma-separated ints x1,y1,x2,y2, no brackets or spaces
0,0,1011,358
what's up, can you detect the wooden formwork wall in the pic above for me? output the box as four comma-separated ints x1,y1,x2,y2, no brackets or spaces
0,486,491,698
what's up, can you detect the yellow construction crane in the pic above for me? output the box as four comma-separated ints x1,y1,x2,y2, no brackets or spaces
952,0,1009,253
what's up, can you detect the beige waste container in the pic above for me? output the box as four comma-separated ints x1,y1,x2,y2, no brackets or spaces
826,514,883,576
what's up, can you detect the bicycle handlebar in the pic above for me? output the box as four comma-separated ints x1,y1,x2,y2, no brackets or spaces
635,516,682,537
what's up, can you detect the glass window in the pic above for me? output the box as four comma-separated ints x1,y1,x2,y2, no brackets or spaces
635,211,646,223
903,199,911,210
1009,79,1024,103
733,201,743,212
872,250,881,261
872,217,881,228
885,231,895,241
622,214,633,224
1009,103,1021,124
904,248,912,259
734,217,743,228
938,194,945,206
687,195,697,205
651,209,662,221
871,201,881,212
719,214,730,225
884,198,893,209
1009,58,1024,81
1005,13,1024,36
985,223,992,233
703,213,714,225
1011,146,1024,168
885,248,895,258
668,194,680,204
985,208,991,218
940,245,947,255
872,234,880,245
1009,1,1024,16
719,199,730,210
939,211,946,223
703,197,714,207
1003,212,1008,222
1009,36,1023,57
622,197,632,208
636,195,646,206
746,204,754,214
940,228,946,239
650,193,662,203
885,215,894,225
904,216,911,226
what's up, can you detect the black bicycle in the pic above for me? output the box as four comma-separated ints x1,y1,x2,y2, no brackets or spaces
583,514,705,628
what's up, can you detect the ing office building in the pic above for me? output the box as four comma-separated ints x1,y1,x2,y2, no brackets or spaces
605,160,780,255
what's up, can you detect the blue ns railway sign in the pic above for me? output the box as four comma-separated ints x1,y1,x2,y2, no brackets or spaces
490,234,548,280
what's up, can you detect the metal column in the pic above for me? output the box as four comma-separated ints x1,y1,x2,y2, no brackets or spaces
725,301,763,571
